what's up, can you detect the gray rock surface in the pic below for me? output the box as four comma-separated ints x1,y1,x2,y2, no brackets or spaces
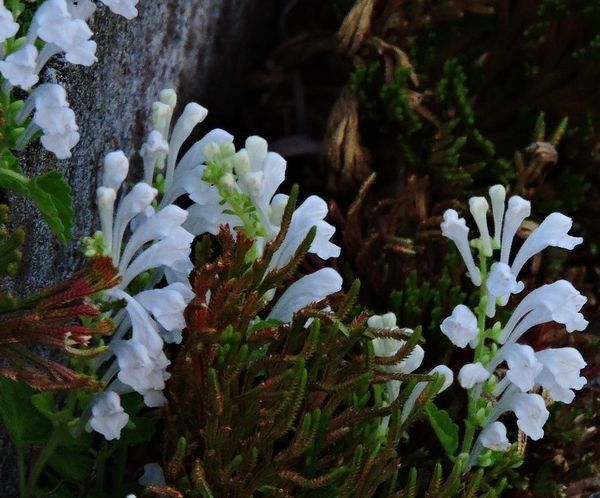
0,0,275,492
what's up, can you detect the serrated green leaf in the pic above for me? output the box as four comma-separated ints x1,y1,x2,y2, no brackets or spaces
425,403,459,458
28,171,73,244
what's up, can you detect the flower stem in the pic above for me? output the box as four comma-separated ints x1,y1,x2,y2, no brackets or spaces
24,425,64,498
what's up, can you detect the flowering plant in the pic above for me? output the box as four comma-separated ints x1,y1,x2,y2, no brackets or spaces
438,186,588,470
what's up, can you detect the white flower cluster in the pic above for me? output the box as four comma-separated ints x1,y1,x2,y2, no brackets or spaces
440,185,588,464
0,0,138,158
87,89,343,440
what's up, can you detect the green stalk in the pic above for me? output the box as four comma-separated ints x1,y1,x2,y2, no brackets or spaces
24,425,64,498
461,252,488,455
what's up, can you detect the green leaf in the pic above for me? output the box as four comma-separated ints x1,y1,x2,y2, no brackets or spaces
47,448,93,483
28,171,73,244
0,166,29,195
425,403,459,458
0,378,53,449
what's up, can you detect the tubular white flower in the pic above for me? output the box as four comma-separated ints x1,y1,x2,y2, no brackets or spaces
498,280,588,345
401,365,453,422
270,195,341,270
118,204,189,271
440,304,479,348
469,196,492,256
67,0,97,20
40,130,80,159
505,343,543,392
486,262,524,298
0,2,19,43
159,88,177,110
489,185,506,247
139,463,166,487
268,268,343,323
0,44,39,90
141,130,169,184
479,422,511,452
165,102,208,190
485,262,524,317
31,0,71,44
34,105,77,134
458,362,490,389
500,195,531,264
135,282,195,333
111,182,158,263
440,209,481,286
97,187,117,253
119,228,194,288
102,150,129,190
89,392,129,440
535,348,586,403
100,0,138,19
509,392,548,440
510,213,583,278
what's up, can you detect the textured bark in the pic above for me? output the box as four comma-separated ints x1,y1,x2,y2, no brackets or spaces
0,0,274,492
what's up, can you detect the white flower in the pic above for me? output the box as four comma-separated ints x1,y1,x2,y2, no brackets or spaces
489,184,506,245
40,130,80,159
67,0,97,20
485,262,524,317
440,209,481,286
469,196,492,256
0,2,19,42
367,312,398,330
34,106,78,134
498,280,588,345
141,130,169,183
401,365,453,422
372,327,424,376
90,392,129,440
510,213,583,277
139,463,166,487
135,282,195,334
479,421,511,452
103,150,129,190
535,348,586,403
164,102,208,190
270,195,340,269
509,392,549,440
32,0,71,44
486,262,524,298
0,44,39,90
505,344,543,393
458,362,490,389
440,304,479,348
100,0,138,19
268,268,343,323
500,195,531,264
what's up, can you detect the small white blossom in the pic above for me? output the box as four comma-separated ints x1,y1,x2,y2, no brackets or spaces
40,130,80,159
139,463,166,487
0,2,19,43
0,44,39,90
441,209,481,286
486,262,524,317
505,343,543,393
268,268,342,323
135,282,195,334
500,195,531,264
102,150,130,191
90,392,129,440
510,213,583,277
469,196,492,256
509,392,549,440
479,421,511,452
535,348,586,403
67,0,97,20
489,184,506,245
100,0,138,19
401,365,453,422
440,304,479,348
458,362,490,389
